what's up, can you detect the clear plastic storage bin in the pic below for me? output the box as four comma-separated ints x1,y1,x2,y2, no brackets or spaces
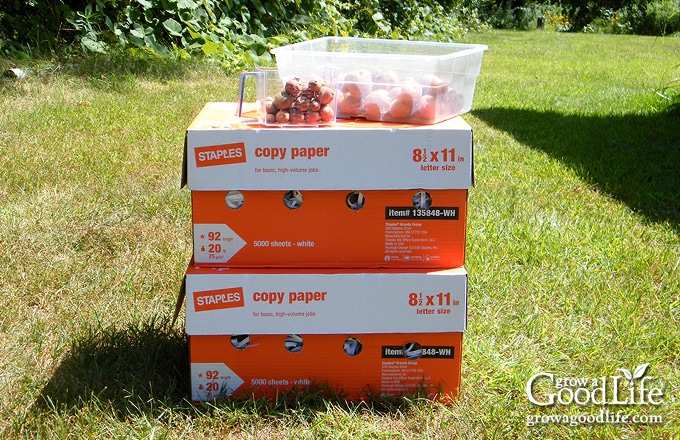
271,37,487,124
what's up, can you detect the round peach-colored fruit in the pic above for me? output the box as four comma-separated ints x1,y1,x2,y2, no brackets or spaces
344,69,372,99
372,69,400,89
414,94,438,121
337,92,362,117
319,105,335,122
363,89,392,120
442,88,465,114
399,77,423,99
419,74,445,96
389,92,414,119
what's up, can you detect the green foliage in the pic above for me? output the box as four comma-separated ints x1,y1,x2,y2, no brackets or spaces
654,64,680,115
55,0,365,69
474,0,680,35
1,0,472,65
0,0,72,56
633,0,680,35
2,0,679,65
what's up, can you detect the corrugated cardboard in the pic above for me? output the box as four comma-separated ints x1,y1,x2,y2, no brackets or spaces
190,332,463,402
183,102,473,191
183,263,468,335
192,189,468,268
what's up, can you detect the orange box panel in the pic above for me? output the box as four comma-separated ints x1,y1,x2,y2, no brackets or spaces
190,332,462,402
192,189,468,268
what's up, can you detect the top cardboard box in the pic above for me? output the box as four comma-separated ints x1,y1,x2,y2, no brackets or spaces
183,102,474,191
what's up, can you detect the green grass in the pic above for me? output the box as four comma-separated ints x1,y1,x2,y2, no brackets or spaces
1,30,678,439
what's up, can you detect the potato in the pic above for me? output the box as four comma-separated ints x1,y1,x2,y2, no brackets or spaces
372,69,400,89
414,94,437,121
304,110,320,124
337,92,362,117
273,92,294,110
388,92,414,119
363,89,392,120
275,110,290,124
284,78,302,96
288,109,304,124
419,74,446,96
343,69,373,99
319,105,335,122
318,86,335,105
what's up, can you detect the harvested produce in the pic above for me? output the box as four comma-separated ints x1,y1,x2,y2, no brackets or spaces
334,70,465,123
343,69,373,99
363,89,392,120
266,76,336,125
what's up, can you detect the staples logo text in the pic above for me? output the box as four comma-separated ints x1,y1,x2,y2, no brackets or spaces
195,143,246,167
194,287,245,312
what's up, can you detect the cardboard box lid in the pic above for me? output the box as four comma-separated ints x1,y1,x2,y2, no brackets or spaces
180,263,468,335
182,102,474,190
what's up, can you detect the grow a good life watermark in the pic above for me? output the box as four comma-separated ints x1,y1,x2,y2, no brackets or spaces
525,363,665,427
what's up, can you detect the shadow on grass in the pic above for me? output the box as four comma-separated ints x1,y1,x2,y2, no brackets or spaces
473,107,680,230
35,317,423,420
36,317,192,416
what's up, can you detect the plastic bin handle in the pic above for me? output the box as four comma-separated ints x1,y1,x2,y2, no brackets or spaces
237,71,260,118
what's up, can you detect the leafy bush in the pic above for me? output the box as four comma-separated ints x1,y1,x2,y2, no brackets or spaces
2,0,678,63
0,0,75,55
633,0,680,35
482,1,564,31
1,0,471,69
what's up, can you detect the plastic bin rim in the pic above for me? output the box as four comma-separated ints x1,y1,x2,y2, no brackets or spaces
271,37,488,57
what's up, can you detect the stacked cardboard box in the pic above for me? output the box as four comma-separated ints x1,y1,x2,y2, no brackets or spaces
180,101,474,402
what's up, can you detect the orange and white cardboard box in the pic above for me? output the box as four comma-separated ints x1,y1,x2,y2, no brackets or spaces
192,189,468,268
182,102,474,191
183,263,468,336
189,332,463,402
183,102,474,268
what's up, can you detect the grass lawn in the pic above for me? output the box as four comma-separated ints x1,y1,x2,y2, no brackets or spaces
0,30,678,439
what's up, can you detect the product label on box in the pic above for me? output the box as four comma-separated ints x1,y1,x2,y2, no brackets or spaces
382,345,455,359
194,224,247,264
185,269,467,335
191,363,244,401
193,287,245,311
381,360,429,394
189,333,462,402
191,190,467,268
385,207,459,220
185,103,474,190
194,143,247,167
383,217,460,264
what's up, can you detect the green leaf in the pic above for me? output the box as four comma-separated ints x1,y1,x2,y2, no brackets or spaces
201,39,221,55
130,24,145,38
163,18,184,36
177,0,197,9
137,0,153,8
82,36,107,53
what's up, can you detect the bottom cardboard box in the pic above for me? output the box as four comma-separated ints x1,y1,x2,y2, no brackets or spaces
190,332,462,402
